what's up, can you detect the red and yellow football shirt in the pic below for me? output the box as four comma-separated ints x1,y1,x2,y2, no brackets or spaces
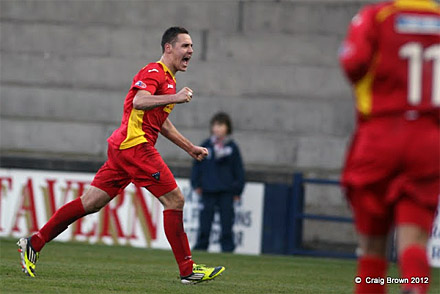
108,61,176,149
339,0,440,118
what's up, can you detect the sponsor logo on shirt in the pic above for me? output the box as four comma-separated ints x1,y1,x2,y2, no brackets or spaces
167,84,174,89
396,15,440,34
148,69,159,73
135,81,147,88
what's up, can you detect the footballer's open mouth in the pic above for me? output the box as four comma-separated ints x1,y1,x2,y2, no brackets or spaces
182,56,191,66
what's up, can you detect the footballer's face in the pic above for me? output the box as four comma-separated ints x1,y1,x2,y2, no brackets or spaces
170,34,193,72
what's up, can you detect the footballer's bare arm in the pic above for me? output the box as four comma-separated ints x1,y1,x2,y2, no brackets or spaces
160,118,208,161
133,88,193,110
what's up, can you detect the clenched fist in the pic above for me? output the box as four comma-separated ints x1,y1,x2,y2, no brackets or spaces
175,87,193,104
189,146,208,161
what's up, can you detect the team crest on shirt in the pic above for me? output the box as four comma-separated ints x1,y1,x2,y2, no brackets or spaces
152,172,160,181
135,81,147,88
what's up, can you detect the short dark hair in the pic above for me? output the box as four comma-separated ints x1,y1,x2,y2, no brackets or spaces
161,27,189,53
210,112,233,135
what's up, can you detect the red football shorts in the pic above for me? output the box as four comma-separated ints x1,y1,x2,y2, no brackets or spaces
342,115,440,235
91,143,177,198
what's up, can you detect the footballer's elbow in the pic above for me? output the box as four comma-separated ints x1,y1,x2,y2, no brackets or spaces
338,41,372,83
132,99,142,110
133,96,146,110
133,90,153,110
341,61,369,84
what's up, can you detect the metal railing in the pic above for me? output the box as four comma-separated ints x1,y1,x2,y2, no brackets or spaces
289,173,356,259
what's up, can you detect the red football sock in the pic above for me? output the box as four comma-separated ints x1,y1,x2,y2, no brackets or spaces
163,209,194,277
399,245,430,294
30,197,86,252
355,255,388,294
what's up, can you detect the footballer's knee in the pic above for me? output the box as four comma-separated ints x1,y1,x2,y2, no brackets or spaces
159,188,185,210
358,234,388,257
396,224,429,255
81,186,112,214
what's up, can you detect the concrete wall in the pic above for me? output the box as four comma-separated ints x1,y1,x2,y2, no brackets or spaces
1,0,387,248
0,0,382,175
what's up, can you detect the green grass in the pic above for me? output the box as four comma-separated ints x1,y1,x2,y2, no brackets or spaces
1,238,438,294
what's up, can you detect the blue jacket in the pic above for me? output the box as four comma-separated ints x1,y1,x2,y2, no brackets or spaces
191,137,245,195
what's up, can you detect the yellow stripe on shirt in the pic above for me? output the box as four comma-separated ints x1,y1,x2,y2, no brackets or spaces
355,72,374,116
394,0,439,13
354,54,381,117
119,108,147,150
157,61,176,82
377,0,439,23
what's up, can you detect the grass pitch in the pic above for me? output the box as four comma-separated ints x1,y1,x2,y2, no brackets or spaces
1,238,438,294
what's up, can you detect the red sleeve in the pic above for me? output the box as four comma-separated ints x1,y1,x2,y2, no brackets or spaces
131,63,164,94
339,5,379,83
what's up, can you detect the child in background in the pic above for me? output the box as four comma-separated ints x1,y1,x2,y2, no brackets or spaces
191,112,245,252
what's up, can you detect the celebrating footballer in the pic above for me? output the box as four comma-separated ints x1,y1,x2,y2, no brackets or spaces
17,27,225,285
